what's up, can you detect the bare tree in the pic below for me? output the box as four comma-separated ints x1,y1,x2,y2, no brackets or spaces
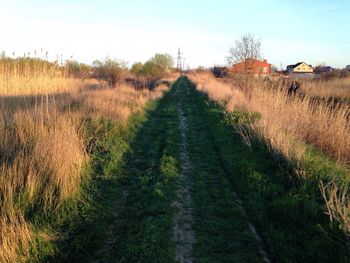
227,33,262,99
227,33,262,67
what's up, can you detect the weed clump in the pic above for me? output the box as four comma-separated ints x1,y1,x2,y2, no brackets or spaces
224,110,261,125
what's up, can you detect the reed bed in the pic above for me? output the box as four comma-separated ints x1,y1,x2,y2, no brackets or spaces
0,58,91,96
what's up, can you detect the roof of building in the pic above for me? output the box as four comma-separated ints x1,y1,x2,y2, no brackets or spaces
247,58,270,63
294,62,304,67
287,62,313,69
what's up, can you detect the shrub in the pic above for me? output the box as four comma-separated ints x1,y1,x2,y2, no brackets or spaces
131,62,143,75
92,58,128,87
130,54,175,88
65,60,91,78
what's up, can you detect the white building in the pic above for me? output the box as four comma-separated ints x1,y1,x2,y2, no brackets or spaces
286,62,313,74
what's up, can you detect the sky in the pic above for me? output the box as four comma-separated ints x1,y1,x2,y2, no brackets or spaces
1,0,349,69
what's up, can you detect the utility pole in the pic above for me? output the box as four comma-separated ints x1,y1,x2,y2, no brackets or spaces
176,48,185,71
177,48,183,71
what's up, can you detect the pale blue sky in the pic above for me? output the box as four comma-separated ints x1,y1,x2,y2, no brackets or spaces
1,0,349,68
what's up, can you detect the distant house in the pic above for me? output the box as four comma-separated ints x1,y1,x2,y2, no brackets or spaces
286,62,313,74
346,65,350,71
230,59,271,77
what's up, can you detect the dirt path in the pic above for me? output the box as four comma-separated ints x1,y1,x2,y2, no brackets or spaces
172,103,196,263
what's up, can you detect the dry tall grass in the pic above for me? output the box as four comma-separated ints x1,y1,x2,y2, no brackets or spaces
188,71,350,164
320,181,350,235
0,109,87,263
244,86,350,164
73,84,168,122
0,58,169,262
0,58,95,96
161,72,181,84
301,77,350,99
0,209,33,263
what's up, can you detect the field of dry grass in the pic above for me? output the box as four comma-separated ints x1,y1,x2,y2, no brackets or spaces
301,77,350,99
0,58,168,262
188,71,350,164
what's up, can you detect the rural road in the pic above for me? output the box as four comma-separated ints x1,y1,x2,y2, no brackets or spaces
92,77,270,263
